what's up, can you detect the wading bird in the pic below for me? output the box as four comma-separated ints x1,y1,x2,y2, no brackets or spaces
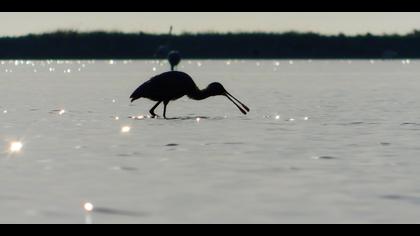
168,51,181,71
130,71,249,119
154,26,173,58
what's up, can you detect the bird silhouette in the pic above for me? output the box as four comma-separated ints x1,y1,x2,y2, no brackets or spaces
168,51,181,71
154,26,173,58
130,71,249,119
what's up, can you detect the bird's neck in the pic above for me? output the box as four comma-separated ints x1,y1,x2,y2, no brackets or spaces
188,87,213,100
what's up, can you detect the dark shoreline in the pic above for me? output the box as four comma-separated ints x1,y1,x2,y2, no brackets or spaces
1,31,419,60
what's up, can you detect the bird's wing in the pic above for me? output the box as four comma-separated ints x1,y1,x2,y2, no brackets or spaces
130,72,196,102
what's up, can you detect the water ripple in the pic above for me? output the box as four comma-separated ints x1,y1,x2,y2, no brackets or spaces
93,207,148,217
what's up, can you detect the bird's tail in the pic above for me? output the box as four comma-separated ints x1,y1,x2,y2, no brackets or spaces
130,96,139,103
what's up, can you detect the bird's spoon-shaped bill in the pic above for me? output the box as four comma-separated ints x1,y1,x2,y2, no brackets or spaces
225,93,248,115
225,92,250,114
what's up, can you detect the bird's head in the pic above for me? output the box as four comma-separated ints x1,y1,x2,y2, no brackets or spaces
207,82,227,96
207,82,250,115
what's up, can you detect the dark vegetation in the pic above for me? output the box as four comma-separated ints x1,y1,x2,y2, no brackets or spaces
1,30,420,59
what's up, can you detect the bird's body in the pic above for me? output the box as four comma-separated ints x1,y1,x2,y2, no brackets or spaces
130,71,249,119
131,71,197,102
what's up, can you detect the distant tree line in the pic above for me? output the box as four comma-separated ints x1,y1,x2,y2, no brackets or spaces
0,30,420,59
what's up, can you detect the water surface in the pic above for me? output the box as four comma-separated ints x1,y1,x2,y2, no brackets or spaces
1,60,420,223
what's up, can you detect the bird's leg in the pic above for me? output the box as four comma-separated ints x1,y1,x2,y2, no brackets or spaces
163,101,169,119
150,101,162,118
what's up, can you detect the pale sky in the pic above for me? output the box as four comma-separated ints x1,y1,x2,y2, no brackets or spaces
0,12,419,36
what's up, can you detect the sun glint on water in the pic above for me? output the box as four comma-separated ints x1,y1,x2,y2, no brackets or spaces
84,202,94,212
121,126,131,133
9,142,23,153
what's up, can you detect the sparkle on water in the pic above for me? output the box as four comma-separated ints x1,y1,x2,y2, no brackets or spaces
83,202,94,212
9,142,23,153
402,59,411,65
121,126,131,133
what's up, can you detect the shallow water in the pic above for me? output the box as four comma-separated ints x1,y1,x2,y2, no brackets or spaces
1,59,420,223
